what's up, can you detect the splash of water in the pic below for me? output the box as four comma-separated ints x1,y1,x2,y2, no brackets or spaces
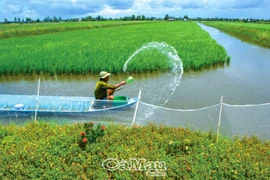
123,41,184,106
123,42,182,73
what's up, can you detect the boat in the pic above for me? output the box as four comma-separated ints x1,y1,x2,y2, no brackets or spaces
0,94,138,117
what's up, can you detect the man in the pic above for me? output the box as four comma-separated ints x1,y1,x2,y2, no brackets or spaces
94,71,126,100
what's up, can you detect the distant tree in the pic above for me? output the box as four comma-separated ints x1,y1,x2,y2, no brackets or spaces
4,18,8,23
183,15,189,20
17,18,21,23
14,17,17,23
131,15,135,20
53,16,58,22
25,17,31,23
83,16,93,21
137,15,141,20
164,14,169,20
122,16,130,21
36,18,41,22
142,15,145,20
43,16,51,22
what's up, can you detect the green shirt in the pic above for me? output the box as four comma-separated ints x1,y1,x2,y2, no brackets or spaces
94,79,116,99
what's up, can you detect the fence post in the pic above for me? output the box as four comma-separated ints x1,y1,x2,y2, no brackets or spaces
132,89,141,126
217,96,223,142
34,77,41,122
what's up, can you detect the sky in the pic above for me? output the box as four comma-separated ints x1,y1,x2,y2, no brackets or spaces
0,0,269,21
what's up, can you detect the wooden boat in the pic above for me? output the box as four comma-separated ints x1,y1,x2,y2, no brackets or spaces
0,94,138,116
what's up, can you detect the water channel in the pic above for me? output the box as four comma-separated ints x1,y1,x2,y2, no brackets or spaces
0,24,270,138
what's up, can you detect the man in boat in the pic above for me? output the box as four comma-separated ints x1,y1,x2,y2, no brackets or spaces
94,71,126,100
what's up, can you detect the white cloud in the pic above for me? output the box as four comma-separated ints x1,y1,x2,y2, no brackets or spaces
5,4,20,13
91,4,134,17
0,0,269,20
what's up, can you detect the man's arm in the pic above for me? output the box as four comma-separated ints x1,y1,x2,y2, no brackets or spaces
114,81,126,89
102,81,126,90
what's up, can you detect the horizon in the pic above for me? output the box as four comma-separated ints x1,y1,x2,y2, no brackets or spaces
1,0,269,22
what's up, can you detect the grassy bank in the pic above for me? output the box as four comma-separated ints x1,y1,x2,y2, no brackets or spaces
0,21,229,75
0,121,269,179
202,21,270,48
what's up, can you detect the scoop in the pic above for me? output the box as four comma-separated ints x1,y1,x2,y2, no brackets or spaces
126,76,134,84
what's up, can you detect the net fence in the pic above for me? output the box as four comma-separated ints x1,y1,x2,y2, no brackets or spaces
135,102,220,132
222,103,270,139
133,101,270,140
1,98,269,140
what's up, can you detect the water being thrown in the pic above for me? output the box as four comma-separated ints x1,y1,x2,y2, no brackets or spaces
123,41,184,107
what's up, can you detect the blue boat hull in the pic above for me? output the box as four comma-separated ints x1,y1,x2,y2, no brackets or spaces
0,95,138,117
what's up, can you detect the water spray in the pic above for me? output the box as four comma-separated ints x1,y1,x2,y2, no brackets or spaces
123,41,184,107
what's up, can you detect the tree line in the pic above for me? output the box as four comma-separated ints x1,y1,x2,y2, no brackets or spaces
1,14,269,24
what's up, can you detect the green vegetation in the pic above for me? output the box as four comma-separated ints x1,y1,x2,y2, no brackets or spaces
202,21,270,48
0,121,269,179
0,21,229,75
0,21,149,39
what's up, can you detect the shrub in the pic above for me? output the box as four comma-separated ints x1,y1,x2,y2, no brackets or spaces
78,122,105,150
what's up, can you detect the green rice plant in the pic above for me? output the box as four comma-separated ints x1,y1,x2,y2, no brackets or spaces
0,21,229,75
202,21,270,48
125,48,171,73
0,21,149,39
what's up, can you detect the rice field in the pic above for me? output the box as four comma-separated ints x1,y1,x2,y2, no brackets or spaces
202,21,270,48
0,21,149,39
0,21,229,76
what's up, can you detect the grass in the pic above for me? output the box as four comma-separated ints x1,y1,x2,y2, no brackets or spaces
202,21,270,48
0,121,269,179
0,21,229,75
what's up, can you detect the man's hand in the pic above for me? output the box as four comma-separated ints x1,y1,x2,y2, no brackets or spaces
120,81,127,85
